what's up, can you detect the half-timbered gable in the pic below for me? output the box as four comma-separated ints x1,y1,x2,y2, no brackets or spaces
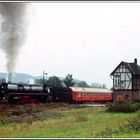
110,58,140,102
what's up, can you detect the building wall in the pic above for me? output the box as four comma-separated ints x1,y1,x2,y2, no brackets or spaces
133,75,140,90
113,90,140,102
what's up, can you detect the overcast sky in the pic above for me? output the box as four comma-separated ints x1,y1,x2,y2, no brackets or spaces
0,2,140,88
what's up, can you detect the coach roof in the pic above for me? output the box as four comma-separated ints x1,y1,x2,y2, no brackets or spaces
69,87,112,93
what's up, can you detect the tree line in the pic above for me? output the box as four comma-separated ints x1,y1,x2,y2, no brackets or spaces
35,74,106,88
0,74,106,88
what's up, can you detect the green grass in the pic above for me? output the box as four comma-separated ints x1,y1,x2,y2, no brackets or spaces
0,103,139,138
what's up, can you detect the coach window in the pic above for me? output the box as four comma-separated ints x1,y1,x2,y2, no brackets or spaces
90,93,92,97
78,93,80,97
83,93,85,97
84,92,86,97
77,93,79,97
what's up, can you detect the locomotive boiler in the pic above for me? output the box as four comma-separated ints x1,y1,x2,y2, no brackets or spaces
0,83,52,104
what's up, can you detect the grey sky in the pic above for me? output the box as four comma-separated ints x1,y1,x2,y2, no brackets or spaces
0,2,140,88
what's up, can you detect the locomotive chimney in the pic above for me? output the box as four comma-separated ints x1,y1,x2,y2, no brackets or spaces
134,58,137,65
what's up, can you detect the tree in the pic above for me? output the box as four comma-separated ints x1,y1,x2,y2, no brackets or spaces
102,84,106,89
0,78,6,84
76,80,90,87
63,74,75,87
91,82,107,88
35,79,47,84
47,76,62,87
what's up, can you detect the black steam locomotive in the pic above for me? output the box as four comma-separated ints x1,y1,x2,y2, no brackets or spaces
0,83,71,104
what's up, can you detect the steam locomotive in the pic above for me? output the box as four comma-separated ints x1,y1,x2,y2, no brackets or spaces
0,83,113,104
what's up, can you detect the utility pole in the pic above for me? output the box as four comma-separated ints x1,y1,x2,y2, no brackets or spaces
43,70,44,85
43,70,47,85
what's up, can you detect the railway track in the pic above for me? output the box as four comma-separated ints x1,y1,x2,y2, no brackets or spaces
74,103,106,107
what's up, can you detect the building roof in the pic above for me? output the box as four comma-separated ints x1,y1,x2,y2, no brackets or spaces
110,59,140,75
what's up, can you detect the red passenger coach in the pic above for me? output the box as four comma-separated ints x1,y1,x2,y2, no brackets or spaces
69,87,112,102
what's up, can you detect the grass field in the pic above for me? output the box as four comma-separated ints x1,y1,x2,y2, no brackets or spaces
0,102,139,138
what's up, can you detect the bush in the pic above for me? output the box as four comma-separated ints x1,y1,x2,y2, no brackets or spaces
106,102,140,113
0,114,12,125
130,103,140,112
132,100,140,104
95,114,140,137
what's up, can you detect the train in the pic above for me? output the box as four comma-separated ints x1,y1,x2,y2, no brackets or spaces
0,82,113,104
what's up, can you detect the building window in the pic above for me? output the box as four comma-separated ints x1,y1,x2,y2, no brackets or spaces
125,95,129,100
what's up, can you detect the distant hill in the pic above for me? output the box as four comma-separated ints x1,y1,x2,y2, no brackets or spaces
0,73,48,84
0,73,78,85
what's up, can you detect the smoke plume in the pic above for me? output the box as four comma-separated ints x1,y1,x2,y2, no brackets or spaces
0,2,28,82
